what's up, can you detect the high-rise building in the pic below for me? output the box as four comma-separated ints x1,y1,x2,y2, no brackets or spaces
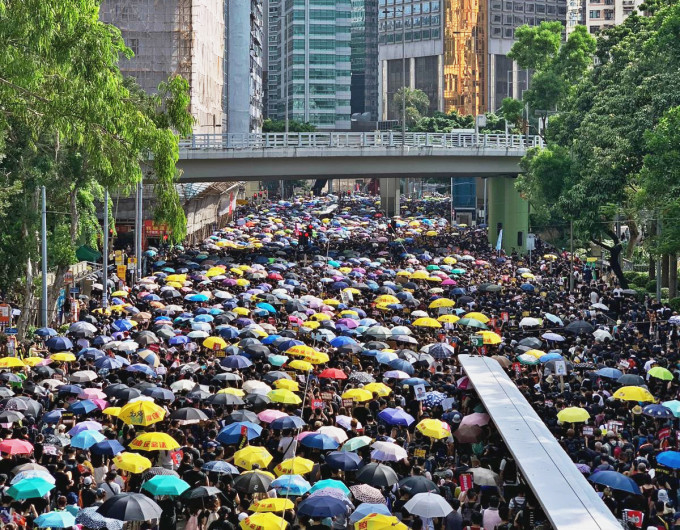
567,0,585,33
377,1,445,121
584,0,644,34
351,0,379,121
100,0,226,134
225,0,264,133
266,0,352,130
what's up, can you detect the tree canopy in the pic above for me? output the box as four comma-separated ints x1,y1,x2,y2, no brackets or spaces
262,119,316,133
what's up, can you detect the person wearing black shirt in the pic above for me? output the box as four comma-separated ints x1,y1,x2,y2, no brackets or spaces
183,459,208,488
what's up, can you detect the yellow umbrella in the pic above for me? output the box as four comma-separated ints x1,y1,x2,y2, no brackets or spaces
355,514,408,530
0,357,25,368
480,331,502,345
341,388,373,402
375,295,399,305
557,407,590,423
409,271,430,280
249,498,295,513
525,349,546,359
343,288,361,295
268,389,302,404
412,317,442,328
92,308,111,315
428,298,455,309
129,432,180,451
274,379,300,391
218,388,246,397
311,313,332,321
118,401,166,426
22,357,45,367
364,382,392,397
305,351,330,364
521,272,535,279
230,267,244,276
464,312,490,324
301,321,320,330
437,314,460,324
323,299,341,306
50,352,76,362
613,386,655,402
203,337,227,351
288,360,313,372
111,290,128,297
426,231,438,236
286,345,319,357
102,407,121,417
236,279,251,287
233,446,273,470
396,271,410,277
166,274,187,283
274,457,314,476
113,452,152,474
427,276,442,282
233,307,250,316
416,419,451,439
339,310,359,317
240,513,288,530
443,257,457,265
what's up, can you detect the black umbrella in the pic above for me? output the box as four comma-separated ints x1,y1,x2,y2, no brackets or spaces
224,410,259,424
170,407,209,424
208,393,244,406
76,507,124,530
263,371,292,383
136,331,159,346
16,397,42,418
565,320,595,334
97,493,162,522
0,410,24,423
233,470,273,493
242,344,270,358
518,337,542,349
617,374,646,386
141,467,180,481
0,386,14,397
244,393,271,408
113,388,142,401
364,341,389,350
355,463,399,487
0,373,23,384
187,387,212,401
181,486,223,500
337,343,363,355
398,475,439,494
103,384,130,398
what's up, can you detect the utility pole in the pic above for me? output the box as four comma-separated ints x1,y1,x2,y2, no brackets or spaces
102,190,109,309
41,186,48,327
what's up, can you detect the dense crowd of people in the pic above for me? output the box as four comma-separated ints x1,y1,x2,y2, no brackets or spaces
0,193,677,530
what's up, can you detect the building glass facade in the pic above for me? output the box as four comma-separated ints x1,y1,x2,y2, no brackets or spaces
267,0,352,130
351,0,379,119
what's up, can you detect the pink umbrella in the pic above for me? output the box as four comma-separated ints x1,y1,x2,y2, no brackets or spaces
336,318,358,329
296,431,316,441
79,388,107,400
457,376,471,390
258,410,288,423
91,399,109,410
0,439,33,455
441,279,456,286
288,316,305,325
460,413,490,427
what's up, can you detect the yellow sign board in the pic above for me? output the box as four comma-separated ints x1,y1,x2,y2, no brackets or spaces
116,265,127,279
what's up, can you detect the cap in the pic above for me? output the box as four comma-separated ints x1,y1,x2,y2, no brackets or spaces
83,477,93,486
443,470,454,479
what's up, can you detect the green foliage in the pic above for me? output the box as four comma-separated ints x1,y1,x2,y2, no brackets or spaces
509,22,563,70
262,119,316,133
646,279,657,293
411,110,507,134
393,88,430,126
669,297,680,312
500,98,523,131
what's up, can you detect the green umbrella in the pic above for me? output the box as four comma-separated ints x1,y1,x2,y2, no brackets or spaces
649,366,674,381
7,477,55,499
451,269,466,274
341,436,372,452
517,354,540,366
426,265,440,271
142,475,190,496
458,318,488,329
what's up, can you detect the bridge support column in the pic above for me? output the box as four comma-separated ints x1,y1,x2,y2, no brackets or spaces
380,178,400,217
486,177,529,255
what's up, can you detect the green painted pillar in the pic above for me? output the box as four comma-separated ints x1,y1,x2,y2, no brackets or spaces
486,177,529,254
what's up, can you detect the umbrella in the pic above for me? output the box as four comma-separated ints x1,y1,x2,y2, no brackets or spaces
240,512,288,530
234,470,274,493
7,477,54,499
270,474,311,496
34,511,77,528
613,386,655,402
453,424,484,443
649,366,674,381
565,321,595,334
92,439,126,456
342,436,372,452
349,484,386,504
249,498,295,513
355,463,399,487
309,479,352,496
657,451,680,469
113,453,152,474
142,475,190,496
354,514,407,530
398,475,439,495
469,467,499,486
298,495,349,518
371,441,408,462
617,374,645,386
217,422,263,444
0,439,33,455
76,507,124,530
325,451,362,471
404,492,453,518
97,493,163,521
642,404,674,419
300,433,339,451
202,461,240,475
588,470,641,495
595,367,623,380
181,486,223,500
556,407,590,423
71,429,106,449
129,432,180,451
348,503,392,523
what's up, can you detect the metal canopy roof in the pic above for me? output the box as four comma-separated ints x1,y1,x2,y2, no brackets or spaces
458,354,622,530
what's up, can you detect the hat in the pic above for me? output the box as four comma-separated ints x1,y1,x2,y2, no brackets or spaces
443,470,454,479
659,489,670,504
238,513,249,522
632,405,642,415
66,492,78,505
83,477,93,486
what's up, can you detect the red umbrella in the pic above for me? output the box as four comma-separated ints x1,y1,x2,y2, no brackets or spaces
0,439,34,455
268,273,283,281
318,368,347,380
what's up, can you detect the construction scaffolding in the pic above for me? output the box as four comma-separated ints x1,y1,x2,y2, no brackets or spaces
99,0,225,134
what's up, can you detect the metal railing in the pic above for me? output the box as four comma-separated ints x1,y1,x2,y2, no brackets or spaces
179,132,544,151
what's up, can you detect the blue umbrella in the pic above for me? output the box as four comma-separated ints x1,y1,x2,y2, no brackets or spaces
278,339,304,352
126,364,157,377
402,377,430,386
642,404,674,419
256,303,277,314
595,367,623,380
270,415,306,430
387,359,415,374
330,336,357,348
298,495,349,517
34,511,76,528
267,354,288,367
78,348,105,360
142,294,161,302
95,356,127,370
657,451,680,469
588,470,641,495
91,439,125,456
71,430,106,449
349,503,391,523
300,433,339,451
520,283,535,292
325,451,362,471
186,293,209,302
68,400,98,415
202,461,240,475
111,319,134,332
221,355,253,370
261,334,281,345
540,352,563,363
216,421,262,444
270,474,311,496
168,335,190,346
194,314,214,323
35,327,57,338
541,332,565,342
544,313,565,326
42,409,63,424
142,387,175,402
378,408,415,426
45,336,73,350
218,327,240,340
309,479,352,496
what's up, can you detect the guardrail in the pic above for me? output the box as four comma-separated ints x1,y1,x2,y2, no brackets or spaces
179,132,544,151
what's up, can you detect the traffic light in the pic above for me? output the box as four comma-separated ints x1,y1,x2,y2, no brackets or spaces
307,224,314,239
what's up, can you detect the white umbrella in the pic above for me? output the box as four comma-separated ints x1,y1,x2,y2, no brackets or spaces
370,441,408,462
469,467,499,486
593,329,613,341
170,380,196,392
410,310,429,318
317,426,348,444
591,303,609,311
336,415,361,431
519,317,540,327
404,493,453,518
243,381,272,393
70,370,99,383
116,341,139,352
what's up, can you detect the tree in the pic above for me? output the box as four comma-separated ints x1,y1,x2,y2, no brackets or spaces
500,98,524,134
262,119,316,133
0,0,192,334
393,88,430,126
